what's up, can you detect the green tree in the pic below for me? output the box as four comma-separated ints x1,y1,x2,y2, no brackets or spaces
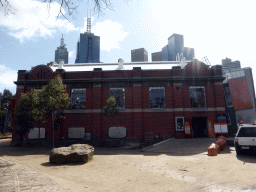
14,90,38,144
0,100,6,133
102,96,119,117
40,75,70,148
14,76,70,146
1,89,13,133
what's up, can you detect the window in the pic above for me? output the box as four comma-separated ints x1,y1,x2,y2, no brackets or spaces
238,127,256,137
224,87,233,107
189,86,206,108
175,117,184,131
149,87,166,109
71,88,86,109
109,88,125,109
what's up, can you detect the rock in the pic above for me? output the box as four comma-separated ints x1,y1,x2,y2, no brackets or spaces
49,144,94,164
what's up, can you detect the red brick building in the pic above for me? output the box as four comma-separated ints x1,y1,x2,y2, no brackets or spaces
13,59,226,144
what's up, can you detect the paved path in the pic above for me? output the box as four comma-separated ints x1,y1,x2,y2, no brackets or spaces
0,157,68,192
142,138,216,154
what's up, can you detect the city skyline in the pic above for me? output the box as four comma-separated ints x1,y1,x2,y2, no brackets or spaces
1,0,256,94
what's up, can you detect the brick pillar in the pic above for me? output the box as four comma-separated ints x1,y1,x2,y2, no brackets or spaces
92,83,102,142
173,83,184,138
133,83,143,141
166,84,175,138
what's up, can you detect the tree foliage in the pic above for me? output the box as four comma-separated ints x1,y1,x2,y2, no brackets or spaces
0,100,6,133
0,89,13,133
102,96,119,117
14,89,39,143
41,75,70,120
1,89,12,110
14,75,70,144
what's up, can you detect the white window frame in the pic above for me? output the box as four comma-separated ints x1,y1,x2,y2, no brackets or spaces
71,88,86,109
175,117,184,131
189,86,206,108
109,88,125,109
149,87,166,109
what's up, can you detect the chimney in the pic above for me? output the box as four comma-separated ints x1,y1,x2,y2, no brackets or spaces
58,60,64,69
117,58,124,70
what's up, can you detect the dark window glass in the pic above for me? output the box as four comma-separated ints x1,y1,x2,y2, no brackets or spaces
176,117,184,131
109,88,125,109
237,127,256,137
149,87,166,109
71,88,86,109
190,87,206,108
224,87,233,107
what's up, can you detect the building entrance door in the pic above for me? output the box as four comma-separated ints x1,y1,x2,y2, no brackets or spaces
192,117,208,137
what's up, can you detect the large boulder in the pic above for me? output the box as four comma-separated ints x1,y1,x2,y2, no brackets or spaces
49,144,94,164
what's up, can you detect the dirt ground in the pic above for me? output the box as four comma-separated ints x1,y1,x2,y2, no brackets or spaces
1,139,256,192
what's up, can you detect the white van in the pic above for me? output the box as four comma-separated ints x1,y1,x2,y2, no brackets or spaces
234,123,256,155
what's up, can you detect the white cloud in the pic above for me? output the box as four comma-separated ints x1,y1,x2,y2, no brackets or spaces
0,0,78,42
91,20,129,51
0,65,17,94
69,50,75,58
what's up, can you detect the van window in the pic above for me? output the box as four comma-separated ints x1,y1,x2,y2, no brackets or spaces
238,127,256,137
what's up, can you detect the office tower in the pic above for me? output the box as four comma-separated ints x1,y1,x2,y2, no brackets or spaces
75,18,100,63
152,52,162,61
161,33,195,61
131,48,148,62
168,33,184,61
183,47,195,60
222,57,241,75
162,45,169,61
55,34,69,64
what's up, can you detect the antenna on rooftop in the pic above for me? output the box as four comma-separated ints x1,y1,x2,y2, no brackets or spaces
201,56,211,66
87,9,92,33
60,33,65,47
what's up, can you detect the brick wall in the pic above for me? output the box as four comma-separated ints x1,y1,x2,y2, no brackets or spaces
13,62,226,142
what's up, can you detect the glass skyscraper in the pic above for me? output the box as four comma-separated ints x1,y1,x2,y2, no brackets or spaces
162,33,194,61
75,32,100,63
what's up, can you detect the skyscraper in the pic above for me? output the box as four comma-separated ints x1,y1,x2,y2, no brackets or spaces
151,51,162,61
167,33,184,61
161,33,195,61
131,48,148,62
75,18,100,63
183,47,195,60
55,34,68,64
222,57,241,75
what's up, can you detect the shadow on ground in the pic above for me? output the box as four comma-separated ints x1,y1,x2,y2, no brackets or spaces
236,150,256,164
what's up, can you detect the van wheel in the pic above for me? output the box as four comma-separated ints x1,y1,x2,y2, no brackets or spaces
236,146,242,156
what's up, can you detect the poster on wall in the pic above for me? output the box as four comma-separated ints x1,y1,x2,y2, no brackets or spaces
185,124,191,135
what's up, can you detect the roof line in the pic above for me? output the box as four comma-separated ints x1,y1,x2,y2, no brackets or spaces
53,60,192,67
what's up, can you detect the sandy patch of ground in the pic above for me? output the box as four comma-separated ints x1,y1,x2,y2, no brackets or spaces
1,139,256,192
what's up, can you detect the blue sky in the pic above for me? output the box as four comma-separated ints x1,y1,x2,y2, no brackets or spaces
1,0,256,94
